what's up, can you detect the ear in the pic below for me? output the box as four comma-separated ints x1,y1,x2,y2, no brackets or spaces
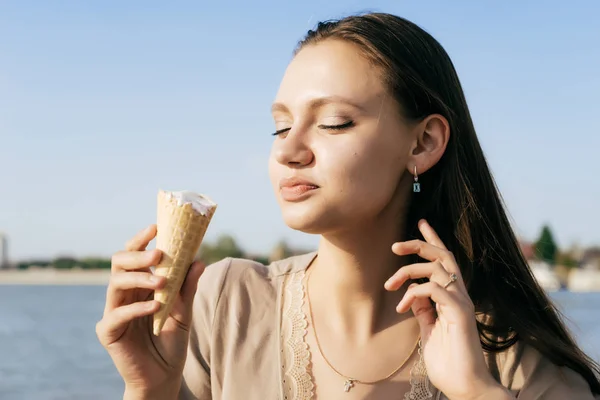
407,114,450,174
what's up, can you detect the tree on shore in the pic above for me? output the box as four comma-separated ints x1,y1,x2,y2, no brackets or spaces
197,234,244,265
17,260,52,270
52,257,78,269
80,258,112,269
534,225,558,264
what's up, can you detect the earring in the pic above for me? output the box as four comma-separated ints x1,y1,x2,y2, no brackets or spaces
413,166,421,193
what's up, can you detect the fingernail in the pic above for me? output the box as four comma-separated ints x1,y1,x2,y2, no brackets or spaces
397,298,408,312
149,275,161,283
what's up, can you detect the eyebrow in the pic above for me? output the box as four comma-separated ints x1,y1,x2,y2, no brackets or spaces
271,95,367,114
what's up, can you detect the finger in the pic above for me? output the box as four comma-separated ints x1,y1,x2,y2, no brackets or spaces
384,261,447,291
181,261,206,305
111,249,162,272
96,300,160,347
397,281,458,315
170,261,206,327
105,271,167,312
418,219,447,250
404,283,436,337
125,225,157,252
392,240,460,275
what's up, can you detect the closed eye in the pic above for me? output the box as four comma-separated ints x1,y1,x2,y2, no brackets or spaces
318,120,354,130
272,120,354,136
272,127,291,136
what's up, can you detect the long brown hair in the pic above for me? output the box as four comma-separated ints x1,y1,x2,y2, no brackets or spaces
297,12,600,393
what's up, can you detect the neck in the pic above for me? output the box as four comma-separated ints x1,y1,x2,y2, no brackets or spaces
308,204,413,341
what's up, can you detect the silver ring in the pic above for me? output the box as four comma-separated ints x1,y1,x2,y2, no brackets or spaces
443,273,458,289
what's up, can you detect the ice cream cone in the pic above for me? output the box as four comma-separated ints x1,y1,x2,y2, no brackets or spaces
152,189,217,336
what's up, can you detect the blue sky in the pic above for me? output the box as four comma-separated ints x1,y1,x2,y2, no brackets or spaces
1,1,599,261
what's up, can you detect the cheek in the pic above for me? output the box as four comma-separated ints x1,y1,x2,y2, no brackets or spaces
324,145,404,209
329,143,400,185
348,161,398,201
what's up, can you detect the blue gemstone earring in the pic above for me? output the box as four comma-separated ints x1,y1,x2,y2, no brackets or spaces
413,166,421,193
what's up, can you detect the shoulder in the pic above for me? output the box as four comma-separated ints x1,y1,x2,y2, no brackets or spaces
487,341,597,399
187,252,316,364
198,251,317,288
194,251,317,313
182,253,316,398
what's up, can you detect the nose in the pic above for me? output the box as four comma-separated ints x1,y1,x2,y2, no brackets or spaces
273,129,314,167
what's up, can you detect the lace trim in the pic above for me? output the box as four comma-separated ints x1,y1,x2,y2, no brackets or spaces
281,270,315,400
280,269,436,400
404,341,435,400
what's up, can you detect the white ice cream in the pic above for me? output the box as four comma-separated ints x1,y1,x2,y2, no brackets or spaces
164,190,217,216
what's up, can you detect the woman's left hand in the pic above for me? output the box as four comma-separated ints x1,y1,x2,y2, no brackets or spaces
384,219,511,400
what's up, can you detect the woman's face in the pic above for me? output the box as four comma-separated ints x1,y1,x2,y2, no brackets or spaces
268,39,415,235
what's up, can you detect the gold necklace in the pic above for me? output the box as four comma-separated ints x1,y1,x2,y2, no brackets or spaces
305,266,421,393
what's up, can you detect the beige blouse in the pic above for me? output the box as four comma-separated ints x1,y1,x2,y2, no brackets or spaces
178,252,598,400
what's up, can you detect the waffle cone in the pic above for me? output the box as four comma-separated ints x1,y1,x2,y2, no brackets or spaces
152,190,217,336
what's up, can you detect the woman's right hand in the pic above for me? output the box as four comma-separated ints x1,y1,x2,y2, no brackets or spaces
96,225,206,396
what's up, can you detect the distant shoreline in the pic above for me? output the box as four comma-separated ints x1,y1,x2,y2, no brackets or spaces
2,266,600,291
0,269,110,285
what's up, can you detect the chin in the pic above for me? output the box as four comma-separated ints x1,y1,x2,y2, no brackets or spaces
278,195,392,237
279,202,336,234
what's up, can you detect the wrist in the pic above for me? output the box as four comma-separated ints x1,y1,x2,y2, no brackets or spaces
466,382,514,400
124,380,181,400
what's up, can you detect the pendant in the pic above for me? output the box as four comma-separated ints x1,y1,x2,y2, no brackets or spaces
343,379,356,392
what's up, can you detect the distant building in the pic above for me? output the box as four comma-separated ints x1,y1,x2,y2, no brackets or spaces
269,241,291,263
529,260,561,291
581,247,600,270
0,233,8,269
268,240,314,264
519,241,535,261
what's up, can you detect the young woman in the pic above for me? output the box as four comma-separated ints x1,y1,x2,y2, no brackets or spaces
96,13,600,400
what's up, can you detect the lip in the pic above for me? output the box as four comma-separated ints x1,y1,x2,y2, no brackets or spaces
279,177,319,202
279,177,318,189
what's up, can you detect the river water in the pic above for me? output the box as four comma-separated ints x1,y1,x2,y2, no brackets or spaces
0,285,598,400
